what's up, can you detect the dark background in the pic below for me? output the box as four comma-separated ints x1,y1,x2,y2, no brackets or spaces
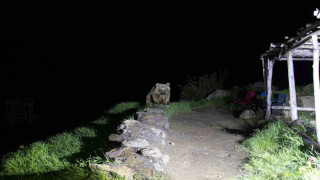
1,3,319,157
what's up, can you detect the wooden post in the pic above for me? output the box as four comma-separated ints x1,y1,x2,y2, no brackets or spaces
312,34,320,144
287,51,298,120
262,58,268,92
265,59,275,120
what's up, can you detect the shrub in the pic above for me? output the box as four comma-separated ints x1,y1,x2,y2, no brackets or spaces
179,70,229,101
241,121,320,179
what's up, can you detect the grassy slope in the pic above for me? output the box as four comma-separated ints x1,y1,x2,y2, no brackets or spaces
241,121,320,180
0,102,142,180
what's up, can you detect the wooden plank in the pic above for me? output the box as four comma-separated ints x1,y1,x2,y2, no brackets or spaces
265,59,275,120
312,34,320,144
271,106,315,111
287,51,298,120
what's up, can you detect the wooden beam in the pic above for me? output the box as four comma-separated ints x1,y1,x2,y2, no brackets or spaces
287,51,298,120
312,34,320,144
288,30,320,52
265,59,275,120
271,106,315,111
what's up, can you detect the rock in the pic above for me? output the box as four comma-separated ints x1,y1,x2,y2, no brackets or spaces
153,163,164,172
289,118,306,127
161,155,170,164
150,127,162,137
89,163,136,180
143,106,166,114
239,110,256,119
117,120,165,148
206,89,230,100
282,110,291,118
141,147,162,159
307,156,318,164
252,81,264,88
161,139,166,146
108,134,124,142
105,147,129,158
161,131,167,139
309,120,316,126
255,109,264,119
297,96,315,108
306,126,316,136
138,113,169,130
122,139,149,148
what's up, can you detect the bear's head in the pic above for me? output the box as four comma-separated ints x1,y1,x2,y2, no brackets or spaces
156,83,170,95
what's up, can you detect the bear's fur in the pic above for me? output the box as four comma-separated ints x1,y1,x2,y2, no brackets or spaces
146,83,170,105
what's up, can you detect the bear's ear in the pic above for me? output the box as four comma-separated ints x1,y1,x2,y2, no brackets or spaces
156,83,160,87
166,83,170,87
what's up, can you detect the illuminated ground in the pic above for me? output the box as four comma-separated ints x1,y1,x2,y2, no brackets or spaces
163,106,249,180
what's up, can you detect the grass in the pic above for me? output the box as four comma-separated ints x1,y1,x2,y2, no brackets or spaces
0,102,143,180
241,121,320,180
164,97,226,116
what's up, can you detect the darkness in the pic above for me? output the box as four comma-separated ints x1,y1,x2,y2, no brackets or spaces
1,3,319,157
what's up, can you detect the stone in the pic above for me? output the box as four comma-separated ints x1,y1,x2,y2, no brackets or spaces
161,155,170,164
105,147,129,158
252,81,264,88
308,156,318,164
153,163,163,172
108,134,124,142
282,110,291,118
161,131,167,139
139,113,169,130
239,110,256,119
255,109,264,119
289,118,306,127
118,119,165,147
122,139,149,148
306,126,316,136
89,163,136,180
309,120,316,126
297,96,315,108
206,89,230,100
144,106,166,114
141,147,162,159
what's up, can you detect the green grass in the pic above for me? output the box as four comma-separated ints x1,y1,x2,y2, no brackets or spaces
164,97,226,116
299,111,315,125
106,102,141,114
241,121,320,180
0,102,144,180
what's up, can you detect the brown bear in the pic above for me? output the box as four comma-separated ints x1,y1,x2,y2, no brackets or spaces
146,83,171,105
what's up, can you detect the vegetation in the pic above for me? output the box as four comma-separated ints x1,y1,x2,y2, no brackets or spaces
0,102,142,180
164,97,226,116
241,121,320,180
179,70,229,101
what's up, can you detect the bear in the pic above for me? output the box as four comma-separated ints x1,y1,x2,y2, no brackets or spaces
146,83,171,105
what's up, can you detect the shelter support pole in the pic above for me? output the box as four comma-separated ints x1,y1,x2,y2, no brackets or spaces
287,51,298,120
265,59,275,120
312,34,320,144
262,58,268,92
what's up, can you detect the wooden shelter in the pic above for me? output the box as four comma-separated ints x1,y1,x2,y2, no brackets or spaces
261,20,320,142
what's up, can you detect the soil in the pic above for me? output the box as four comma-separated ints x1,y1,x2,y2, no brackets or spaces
162,106,253,180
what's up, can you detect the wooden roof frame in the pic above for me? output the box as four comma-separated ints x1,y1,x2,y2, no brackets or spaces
261,20,320,143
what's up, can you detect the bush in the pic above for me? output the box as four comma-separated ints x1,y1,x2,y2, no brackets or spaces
179,70,229,101
241,121,320,179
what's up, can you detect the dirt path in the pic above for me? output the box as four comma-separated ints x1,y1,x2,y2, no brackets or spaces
162,106,250,180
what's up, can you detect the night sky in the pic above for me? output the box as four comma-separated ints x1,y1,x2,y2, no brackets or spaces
0,3,319,155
